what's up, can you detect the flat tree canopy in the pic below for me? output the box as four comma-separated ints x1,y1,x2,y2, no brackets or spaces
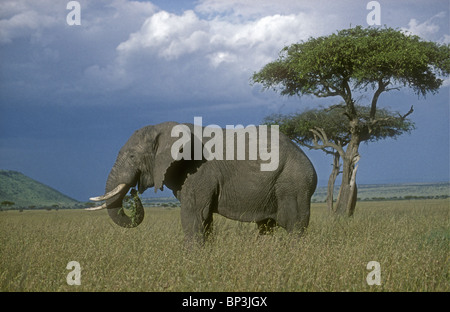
253,26,449,101
264,105,415,152
253,26,450,216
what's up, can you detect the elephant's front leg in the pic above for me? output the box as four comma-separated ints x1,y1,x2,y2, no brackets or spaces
179,169,217,245
180,202,213,245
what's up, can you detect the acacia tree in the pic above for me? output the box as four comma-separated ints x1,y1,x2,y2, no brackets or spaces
252,26,450,216
264,105,415,214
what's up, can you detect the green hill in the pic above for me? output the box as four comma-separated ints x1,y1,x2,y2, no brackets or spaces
0,170,79,208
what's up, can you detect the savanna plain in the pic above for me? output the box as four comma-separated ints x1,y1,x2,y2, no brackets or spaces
0,199,448,292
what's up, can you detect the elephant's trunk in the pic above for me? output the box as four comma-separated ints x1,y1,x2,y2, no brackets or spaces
89,165,145,228
106,170,145,228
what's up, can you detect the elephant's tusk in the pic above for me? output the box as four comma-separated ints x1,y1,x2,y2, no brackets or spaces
89,183,127,201
85,203,107,211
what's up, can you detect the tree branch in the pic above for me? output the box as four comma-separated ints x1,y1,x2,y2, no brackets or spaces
293,138,336,155
399,105,414,120
310,127,345,158
342,79,357,117
367,105,414,128
370,78,389,119
317,73,345,98
325,102,346,112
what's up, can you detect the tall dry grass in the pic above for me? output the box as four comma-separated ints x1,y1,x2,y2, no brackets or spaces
0,199,448,291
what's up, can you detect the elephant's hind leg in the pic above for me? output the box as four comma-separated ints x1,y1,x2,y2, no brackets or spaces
276,194,310,236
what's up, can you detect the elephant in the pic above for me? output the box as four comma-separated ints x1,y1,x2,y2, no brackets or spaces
89,121,317,244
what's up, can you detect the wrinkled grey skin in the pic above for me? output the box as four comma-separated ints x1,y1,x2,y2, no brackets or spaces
99,122,317,244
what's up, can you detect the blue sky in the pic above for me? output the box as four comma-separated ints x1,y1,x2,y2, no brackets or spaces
0,0,449,201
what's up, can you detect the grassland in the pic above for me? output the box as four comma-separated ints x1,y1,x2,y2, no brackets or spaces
0,199,448,292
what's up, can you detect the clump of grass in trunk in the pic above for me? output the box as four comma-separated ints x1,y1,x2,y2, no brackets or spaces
118,189,141,227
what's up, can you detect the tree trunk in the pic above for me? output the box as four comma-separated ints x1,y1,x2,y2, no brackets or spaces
327,152,341,213
335,137,360,217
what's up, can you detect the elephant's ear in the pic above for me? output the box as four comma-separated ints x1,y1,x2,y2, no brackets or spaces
153,123,203,193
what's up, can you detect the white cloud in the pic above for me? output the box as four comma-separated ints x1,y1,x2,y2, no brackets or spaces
401,12,449,43
403,18,439,38
0,0,350,109
5,0,447,112
208,51,236,68
117,10,209,59
100,2,450,111
108,7,329,104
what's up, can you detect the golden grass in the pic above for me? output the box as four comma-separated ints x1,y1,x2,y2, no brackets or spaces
0,199,448,291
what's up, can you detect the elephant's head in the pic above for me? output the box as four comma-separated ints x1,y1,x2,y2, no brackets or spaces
89,122,199,228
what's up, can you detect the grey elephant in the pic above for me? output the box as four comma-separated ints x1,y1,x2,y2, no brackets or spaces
89,121,317,244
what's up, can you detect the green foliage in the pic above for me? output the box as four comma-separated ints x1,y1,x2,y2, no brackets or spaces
264,107,350,147
355,106,416,141
252,26,450,98
264,105,415,150
120,195,134,214
1,200,448,291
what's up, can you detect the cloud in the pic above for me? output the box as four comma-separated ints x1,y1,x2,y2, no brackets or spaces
0,0,351,111
116,10,318,64
0,0,157,105
117,10,208,60
3,0,448,113
195,0,305,17
0,0,60,44
194,0,358,19
401,11,450,94
401,12,448,43
90,5,334,109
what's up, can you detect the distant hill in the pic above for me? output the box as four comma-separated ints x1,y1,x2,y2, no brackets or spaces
0,170,79,208
312,182,450,202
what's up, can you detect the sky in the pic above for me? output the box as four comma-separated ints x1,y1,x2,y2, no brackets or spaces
0,0,449,202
